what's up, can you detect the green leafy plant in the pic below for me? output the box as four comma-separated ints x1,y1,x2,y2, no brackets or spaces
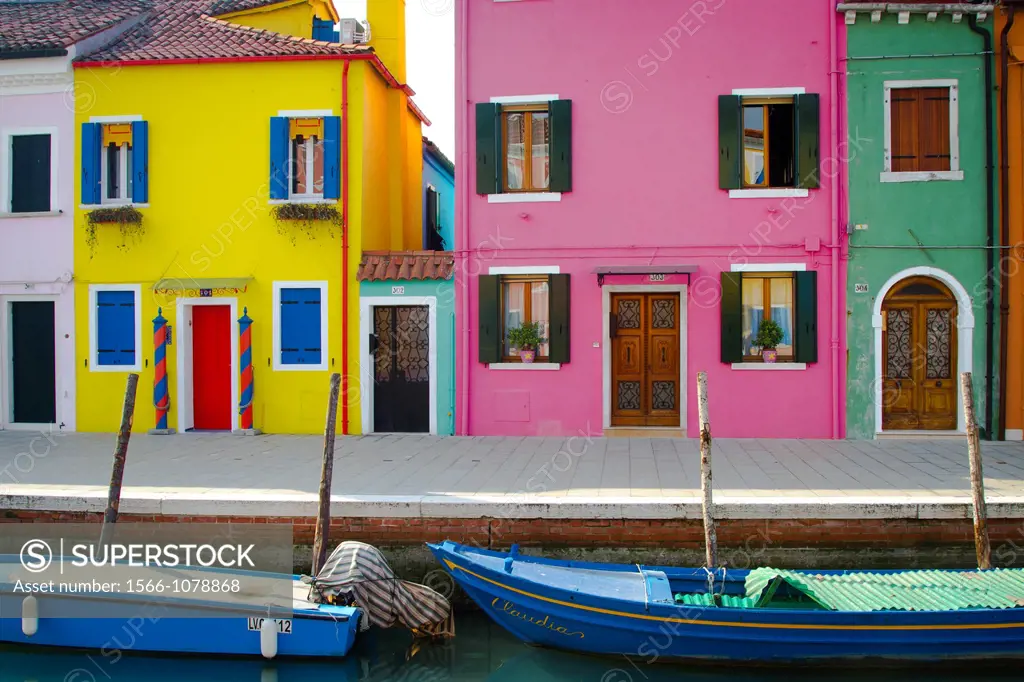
272,203,343,243
754,319,785,351
85,206,145,256
507,322,547,351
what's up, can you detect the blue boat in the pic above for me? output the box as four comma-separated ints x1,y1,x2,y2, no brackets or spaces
0,555,360,659
429,541,1024,664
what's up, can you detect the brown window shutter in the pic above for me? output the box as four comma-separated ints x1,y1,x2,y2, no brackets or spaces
890,88,920,172
919,87,951,172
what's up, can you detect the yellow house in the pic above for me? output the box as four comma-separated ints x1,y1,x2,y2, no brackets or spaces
72,0,426,434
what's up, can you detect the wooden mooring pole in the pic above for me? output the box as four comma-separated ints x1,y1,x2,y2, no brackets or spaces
100,373,139,546
312,373,342,576
960,371,992,570
697,371,718,570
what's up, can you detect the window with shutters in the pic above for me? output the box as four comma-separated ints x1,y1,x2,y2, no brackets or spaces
718,91,819,197
475,98,572,199
478,271,571,366
89,285,141,372
882,80,961,182
269,114,340,203
425,186,445,250
501,275,551,361
2,128,57,214
273,281,328,371
719,268,817,368
81,119,148,206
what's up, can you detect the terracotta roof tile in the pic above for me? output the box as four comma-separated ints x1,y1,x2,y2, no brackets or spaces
73,0,372,62
0,0,150,54
357,251,455,282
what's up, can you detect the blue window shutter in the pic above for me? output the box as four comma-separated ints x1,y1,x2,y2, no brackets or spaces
81,122,102,205
280,288,322,365
96,290,136,366
324,116,341,201
270,117,290,200
131,120,149,204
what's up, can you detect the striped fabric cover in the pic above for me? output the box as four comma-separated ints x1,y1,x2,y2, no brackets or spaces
304,541,452,636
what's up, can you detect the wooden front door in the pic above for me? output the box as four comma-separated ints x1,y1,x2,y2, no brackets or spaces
610,293,680,427
192,305,232,430
882,277,957,431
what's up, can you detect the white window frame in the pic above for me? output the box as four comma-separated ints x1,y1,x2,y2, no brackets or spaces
101,141,132,205
88,283,143,373
486,94,562,204
728,262,807,371
728,87,809,199
0,126,59,216
486,265,561,369
288,133,325,201
272,280,329,372
881,79,962,183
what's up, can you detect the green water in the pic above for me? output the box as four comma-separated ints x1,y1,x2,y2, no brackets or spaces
0,612,1017,682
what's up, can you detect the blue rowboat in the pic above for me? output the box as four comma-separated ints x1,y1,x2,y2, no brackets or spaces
0,556,360,659
428,541,1024,664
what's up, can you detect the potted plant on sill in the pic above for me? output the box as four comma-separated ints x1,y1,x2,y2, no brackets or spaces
754,319,784,364
507,322,546,364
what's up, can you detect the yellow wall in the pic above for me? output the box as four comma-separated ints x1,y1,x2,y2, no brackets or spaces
74,60,352,434
998,11,1024,437
215,0,337,39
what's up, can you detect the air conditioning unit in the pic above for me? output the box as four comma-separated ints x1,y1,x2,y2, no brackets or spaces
339,18,370,44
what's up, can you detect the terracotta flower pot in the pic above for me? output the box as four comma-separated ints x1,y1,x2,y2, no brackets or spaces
762,349,778,364
520,349,536,364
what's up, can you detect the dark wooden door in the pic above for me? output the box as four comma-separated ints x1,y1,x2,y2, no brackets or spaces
610,294,680,427
192,305,232,430
882,278,957,431
11,301,56,424
372,305,430,433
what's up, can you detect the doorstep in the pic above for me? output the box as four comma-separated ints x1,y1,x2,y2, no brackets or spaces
604,427,686,438
876,430,964,440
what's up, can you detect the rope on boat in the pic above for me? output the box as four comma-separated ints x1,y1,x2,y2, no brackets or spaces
302,541,454,638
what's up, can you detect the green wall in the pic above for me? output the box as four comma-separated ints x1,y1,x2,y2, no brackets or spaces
845,14,997,438
360,279,455,435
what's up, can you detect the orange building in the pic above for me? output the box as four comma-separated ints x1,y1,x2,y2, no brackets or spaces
998,1,1024,440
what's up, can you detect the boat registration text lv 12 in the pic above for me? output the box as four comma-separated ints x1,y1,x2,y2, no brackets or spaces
247,618,292,634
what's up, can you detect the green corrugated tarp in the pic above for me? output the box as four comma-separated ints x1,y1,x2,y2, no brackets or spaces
744,567,1024,612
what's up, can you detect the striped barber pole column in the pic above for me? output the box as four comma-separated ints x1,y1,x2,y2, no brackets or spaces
237,307,257,434
149,308,175,434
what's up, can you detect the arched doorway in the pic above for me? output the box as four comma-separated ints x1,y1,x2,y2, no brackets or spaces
881,276,958,431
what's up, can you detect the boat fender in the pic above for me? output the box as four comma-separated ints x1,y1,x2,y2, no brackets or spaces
260,618,278,659
504,557,514,574
22,596,38,636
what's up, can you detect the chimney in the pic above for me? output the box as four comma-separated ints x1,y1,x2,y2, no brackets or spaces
367,0,407,83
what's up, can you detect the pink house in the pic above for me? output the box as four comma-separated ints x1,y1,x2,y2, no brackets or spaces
455,0,847,438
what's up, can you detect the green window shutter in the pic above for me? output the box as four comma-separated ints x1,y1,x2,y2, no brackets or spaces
795,93,820,189
549,99,573,192
794,271,818,363
475,102,501,195
720,272,743,363
718,95,742,190
478,275,501,363
548,274,571,363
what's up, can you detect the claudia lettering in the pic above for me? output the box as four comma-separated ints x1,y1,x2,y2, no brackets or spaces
491,598,585,638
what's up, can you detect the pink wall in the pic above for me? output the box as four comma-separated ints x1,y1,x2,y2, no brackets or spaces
456,0,845,438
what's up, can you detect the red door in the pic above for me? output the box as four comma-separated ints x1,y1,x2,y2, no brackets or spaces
192,305,232,430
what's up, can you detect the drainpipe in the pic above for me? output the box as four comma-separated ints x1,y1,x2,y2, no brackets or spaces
342,60,351,434
830,6,841,439
998,7,1017,440
457,0,470,435
968,9,997,439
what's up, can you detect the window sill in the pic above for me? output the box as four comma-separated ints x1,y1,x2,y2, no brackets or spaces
488,362,561,370
81,203,149,209
0,210,63,219
731,362,806,371
728,188,809,199
879,171,963,183
269,198,335,205
91,363,142,373
487,192,562,204
273,363,329,372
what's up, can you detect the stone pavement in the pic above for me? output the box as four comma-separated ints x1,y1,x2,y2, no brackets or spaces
2,431,1024,519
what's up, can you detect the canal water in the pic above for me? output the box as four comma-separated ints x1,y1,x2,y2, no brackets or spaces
0,612,1017,682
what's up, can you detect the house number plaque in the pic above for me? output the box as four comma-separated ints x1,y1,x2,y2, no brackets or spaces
649,274,666,282
854,283,869,294
391,286,405,295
